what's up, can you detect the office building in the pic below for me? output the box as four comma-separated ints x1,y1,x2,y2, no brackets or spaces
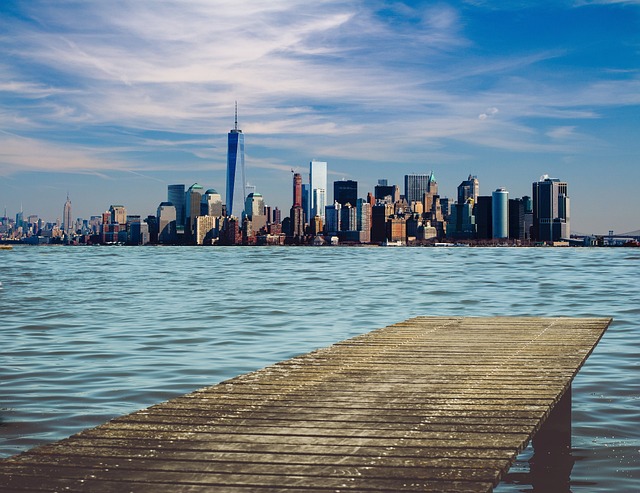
185,183,204,239
334,180,357,207
509,198,526,241
492,188,509,239
168,184,185,228
404,172,436,207
475,196,492,240
63,194,72,235
375,182,400,203
109,205,127,225
356,198,371,243
309,160,328,221
447,200,476,239
290,173,304,240
324,201,341,234
301,184,309,221
157,202,177,244
195,215,218,245
532,176,570,242
245,192,266,232
272,207,281,225
457,175,479,205
202,189,223,217
226,103,246,217
340,202,357,231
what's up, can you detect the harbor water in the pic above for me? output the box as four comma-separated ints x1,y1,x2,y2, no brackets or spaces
0,246,638,491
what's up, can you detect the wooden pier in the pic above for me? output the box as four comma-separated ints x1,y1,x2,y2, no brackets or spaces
0,316,611,492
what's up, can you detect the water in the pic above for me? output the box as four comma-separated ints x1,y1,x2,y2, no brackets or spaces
1,246,638,491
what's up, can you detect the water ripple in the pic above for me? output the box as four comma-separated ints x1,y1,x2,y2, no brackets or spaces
1,246,638,491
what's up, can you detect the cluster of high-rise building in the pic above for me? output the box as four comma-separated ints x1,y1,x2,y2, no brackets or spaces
1,109,572,246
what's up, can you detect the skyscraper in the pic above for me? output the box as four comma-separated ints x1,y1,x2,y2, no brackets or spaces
290,173,304,240
292,172,303,207
168,184,185,228
492,188,509,239
457,175,480,205
404,174,428,206
63,194,72,235
532,176,570,242
202,189,223,217
404,171,438,213
309,160,327,221
475,196,492,240
226,103,246,217
185,183,204,239
334,180,357,207
245,192,266,232
157,202,177,244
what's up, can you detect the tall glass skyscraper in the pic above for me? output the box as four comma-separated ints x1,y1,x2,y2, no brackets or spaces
168,184,185,228
532,176,570,242
226,104,246,218
309,160,327,221
492,188,509,239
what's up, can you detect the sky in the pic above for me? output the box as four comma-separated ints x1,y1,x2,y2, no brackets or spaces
1,0,639,235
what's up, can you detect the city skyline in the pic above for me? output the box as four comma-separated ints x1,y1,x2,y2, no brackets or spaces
1,1,639,234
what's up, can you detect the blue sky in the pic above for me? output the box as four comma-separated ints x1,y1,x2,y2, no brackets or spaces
1,0,639,234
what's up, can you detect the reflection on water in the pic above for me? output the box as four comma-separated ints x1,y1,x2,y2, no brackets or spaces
0,246,638,491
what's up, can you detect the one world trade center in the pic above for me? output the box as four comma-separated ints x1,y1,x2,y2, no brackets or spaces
226,103,246,218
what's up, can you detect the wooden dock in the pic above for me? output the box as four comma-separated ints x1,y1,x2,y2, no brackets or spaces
0,316,611,492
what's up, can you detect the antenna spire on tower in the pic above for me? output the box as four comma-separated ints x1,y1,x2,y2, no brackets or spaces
234,101,238,131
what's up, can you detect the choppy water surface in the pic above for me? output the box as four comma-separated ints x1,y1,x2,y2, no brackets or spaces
1,246,638,491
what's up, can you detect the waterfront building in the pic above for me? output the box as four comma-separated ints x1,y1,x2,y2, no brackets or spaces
334,180,357,207
447,200,476,239
532,176,570,242
168,184,185,228
523,196,533,240
340,202,357,232
509,198,526,241
202,189,223,217
220,216,241,245
245,192,266,232
386,216,407,243
426,172,438,213
404,172,436,207
324,201,341,234
109,205,127,225
185,183,204,240
195,215,218,245
301,184,310,221
226,103,246,217
492,188,509,239
440,197,450,220
310,215,323,236
356,198,371,243
310,160,328,221
475,196,492,240
457,175,479,205
290,173,305,240
374,183,400,203
63,194,72,235
157,202,177,244
371,203,394,243
292,172,303,208
272,207,281,225
128,219,149,245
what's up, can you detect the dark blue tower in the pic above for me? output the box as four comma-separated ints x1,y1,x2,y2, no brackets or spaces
226,102,246,217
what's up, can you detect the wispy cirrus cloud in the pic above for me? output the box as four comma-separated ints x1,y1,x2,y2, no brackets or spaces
1,0,639,233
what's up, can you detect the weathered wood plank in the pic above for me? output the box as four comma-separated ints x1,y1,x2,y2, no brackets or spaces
0,316,610,492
